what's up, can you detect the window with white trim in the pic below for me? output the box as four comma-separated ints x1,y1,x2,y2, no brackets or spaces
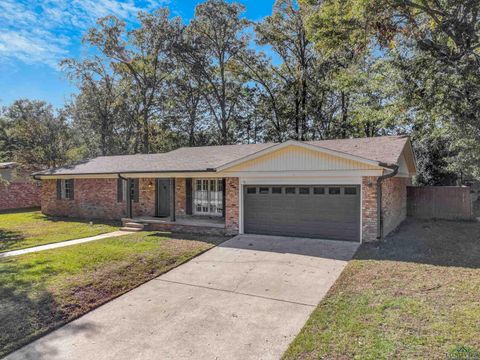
193,179,223,216
57,179,74,200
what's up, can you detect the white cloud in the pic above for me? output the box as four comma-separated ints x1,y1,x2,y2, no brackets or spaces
0,0,170,68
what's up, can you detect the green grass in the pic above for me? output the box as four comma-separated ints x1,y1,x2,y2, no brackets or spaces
0,209,118,252
283,219,480,360
0,231,229,357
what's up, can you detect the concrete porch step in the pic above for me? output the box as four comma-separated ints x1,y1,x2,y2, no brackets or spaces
120,221,145,232
124,222,145,229
120,227,143,232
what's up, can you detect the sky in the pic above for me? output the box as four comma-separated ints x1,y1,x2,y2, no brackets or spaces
0,0,276,109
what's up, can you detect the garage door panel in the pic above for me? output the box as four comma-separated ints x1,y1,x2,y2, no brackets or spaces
244,185,360,241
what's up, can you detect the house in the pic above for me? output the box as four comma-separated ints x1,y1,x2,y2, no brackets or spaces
32,135,417,242
0,162,41,211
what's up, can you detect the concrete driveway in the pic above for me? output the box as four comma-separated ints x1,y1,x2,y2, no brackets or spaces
6,234,359,360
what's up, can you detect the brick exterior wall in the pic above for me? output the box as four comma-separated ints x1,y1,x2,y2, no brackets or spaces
361,175,411,242
382,176,411,236
225,177,239,234
41,178,156,220
175,178,186,216
362,176,378,242
134,178,156,217
0,181,41,210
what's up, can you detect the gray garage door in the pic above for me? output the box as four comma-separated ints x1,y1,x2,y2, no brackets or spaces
244,185,360,241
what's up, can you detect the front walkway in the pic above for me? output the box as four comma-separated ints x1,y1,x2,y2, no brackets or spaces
6,234,359,360
0,231,130,258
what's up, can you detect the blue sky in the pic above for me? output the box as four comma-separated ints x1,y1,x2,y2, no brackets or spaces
0,0,276,109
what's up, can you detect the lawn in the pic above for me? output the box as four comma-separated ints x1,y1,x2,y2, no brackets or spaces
0,209,118,252
283,219,480,360
0,231,228,357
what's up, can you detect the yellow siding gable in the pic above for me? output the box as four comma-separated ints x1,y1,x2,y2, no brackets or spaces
223,145,380,173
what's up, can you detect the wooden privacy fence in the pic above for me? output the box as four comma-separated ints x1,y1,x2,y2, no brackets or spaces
407,186,473,220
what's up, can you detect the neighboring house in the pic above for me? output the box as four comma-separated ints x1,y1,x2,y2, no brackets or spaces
0,162,41,211
32,135,417,242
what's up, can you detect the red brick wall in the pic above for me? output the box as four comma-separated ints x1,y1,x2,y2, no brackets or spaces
225,177,239,234
362,176,378,242
382,176,411,236
41,178,156,220
175,178,186,216
0,181,41,210
362,175,411,242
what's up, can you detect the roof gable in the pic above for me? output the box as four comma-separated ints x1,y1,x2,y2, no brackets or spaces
221,143,381,173
217,140,383,172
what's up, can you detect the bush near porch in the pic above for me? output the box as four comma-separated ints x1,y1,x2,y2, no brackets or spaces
0,209,118,252
283,219,480,360
0,231,229,357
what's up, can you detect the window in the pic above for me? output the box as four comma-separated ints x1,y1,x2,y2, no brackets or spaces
272,187,282,194
117,178,139,203
57,179,74,200
329,187,341,195
259,187,269,194
193,179,223,216
247,187,256,194
285,187,296,194
313,187,325,195
344,187,357,195
299,187,310,195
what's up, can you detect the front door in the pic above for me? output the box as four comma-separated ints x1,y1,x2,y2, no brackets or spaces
156,179,170,217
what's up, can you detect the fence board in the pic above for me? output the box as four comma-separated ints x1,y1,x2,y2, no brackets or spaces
407,186,472,220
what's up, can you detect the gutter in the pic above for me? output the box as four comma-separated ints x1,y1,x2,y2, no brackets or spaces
376,164,399,241
32,168,217,178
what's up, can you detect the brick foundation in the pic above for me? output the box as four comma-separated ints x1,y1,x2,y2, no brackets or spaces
146,222,227,236
0,181,41,211
225,177,239,234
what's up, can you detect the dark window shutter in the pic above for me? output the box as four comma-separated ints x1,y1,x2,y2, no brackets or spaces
69,179,74,200
186,178,193,215
222,178,226,217
56,179,62,200
133,179,139,202
117,178,123,202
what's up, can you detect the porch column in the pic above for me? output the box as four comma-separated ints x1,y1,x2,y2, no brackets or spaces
126,179,132,219
170,178,176,221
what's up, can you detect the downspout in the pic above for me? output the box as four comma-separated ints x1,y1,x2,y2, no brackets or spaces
376,164,399,241
118,173,132,219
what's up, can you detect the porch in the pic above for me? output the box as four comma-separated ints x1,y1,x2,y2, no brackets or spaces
121,215,228,235
119,176,238,235
124,215,225,229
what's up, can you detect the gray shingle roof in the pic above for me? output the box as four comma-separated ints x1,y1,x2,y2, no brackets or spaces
33,135,410,176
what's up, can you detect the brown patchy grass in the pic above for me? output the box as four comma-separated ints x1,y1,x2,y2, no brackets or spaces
283,219,480,360
0,231,229,357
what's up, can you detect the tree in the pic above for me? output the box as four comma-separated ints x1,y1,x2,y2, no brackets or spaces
177,0,251,145
1,100,76,168
165,60,208,147
303,0,480,180
62,57,125,156
254,0,313,140
84,9,183,153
